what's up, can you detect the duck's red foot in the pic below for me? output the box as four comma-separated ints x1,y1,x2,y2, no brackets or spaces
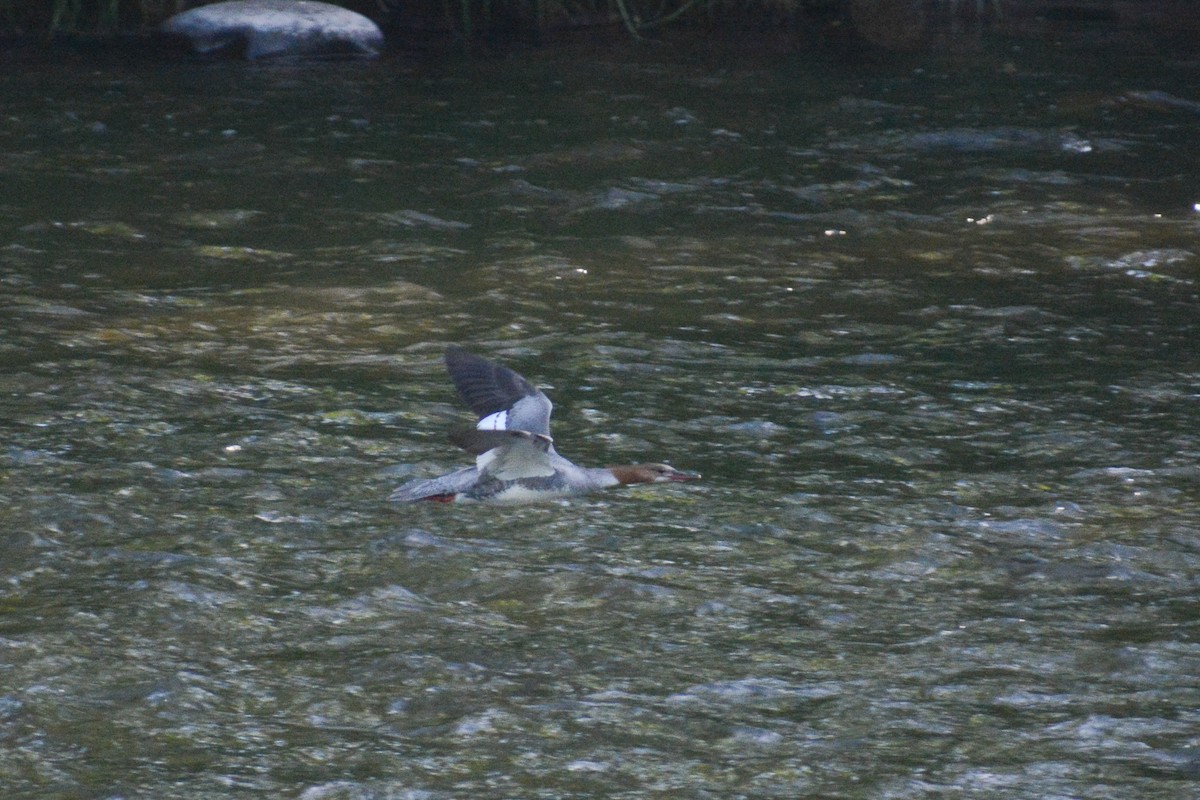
423,493,457,503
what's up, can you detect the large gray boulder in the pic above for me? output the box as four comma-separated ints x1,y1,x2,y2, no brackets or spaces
162,0,384,61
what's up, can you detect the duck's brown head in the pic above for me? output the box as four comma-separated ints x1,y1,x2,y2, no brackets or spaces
608,463,701,485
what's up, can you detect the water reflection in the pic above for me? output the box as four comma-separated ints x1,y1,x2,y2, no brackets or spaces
2,36,1200,799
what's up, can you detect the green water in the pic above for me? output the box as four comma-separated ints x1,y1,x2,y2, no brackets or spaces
2,37,1199,799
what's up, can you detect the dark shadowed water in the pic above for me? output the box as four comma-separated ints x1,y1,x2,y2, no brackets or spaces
3,34,1200,799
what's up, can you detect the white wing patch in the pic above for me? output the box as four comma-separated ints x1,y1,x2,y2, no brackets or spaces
477,410,508,430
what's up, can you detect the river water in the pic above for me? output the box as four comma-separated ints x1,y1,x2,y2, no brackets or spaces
2,33,1199,799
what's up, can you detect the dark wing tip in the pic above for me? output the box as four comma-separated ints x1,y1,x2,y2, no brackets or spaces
443,346,541,419
443,344,469,363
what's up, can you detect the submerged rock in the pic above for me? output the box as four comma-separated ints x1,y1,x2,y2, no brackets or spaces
161,0,384,61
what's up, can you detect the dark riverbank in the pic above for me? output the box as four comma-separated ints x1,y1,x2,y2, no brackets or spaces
7,1,1200,63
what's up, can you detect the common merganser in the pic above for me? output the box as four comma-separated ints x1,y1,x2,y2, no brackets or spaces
389,346,699,504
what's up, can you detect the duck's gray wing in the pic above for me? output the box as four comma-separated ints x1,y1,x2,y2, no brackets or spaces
388,465,478,502
474,437,559,480
449,428,554,456
444,346,553,437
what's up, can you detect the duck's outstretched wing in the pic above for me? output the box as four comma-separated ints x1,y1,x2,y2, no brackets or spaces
452,427,558,483
474,436,558,480
444,346,554,437
388,465,478,502
449,428,554,456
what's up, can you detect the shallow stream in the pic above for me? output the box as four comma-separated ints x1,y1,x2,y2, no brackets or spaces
2,34,1199,799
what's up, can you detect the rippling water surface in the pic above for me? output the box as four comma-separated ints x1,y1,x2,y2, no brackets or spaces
3,36,1200,799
